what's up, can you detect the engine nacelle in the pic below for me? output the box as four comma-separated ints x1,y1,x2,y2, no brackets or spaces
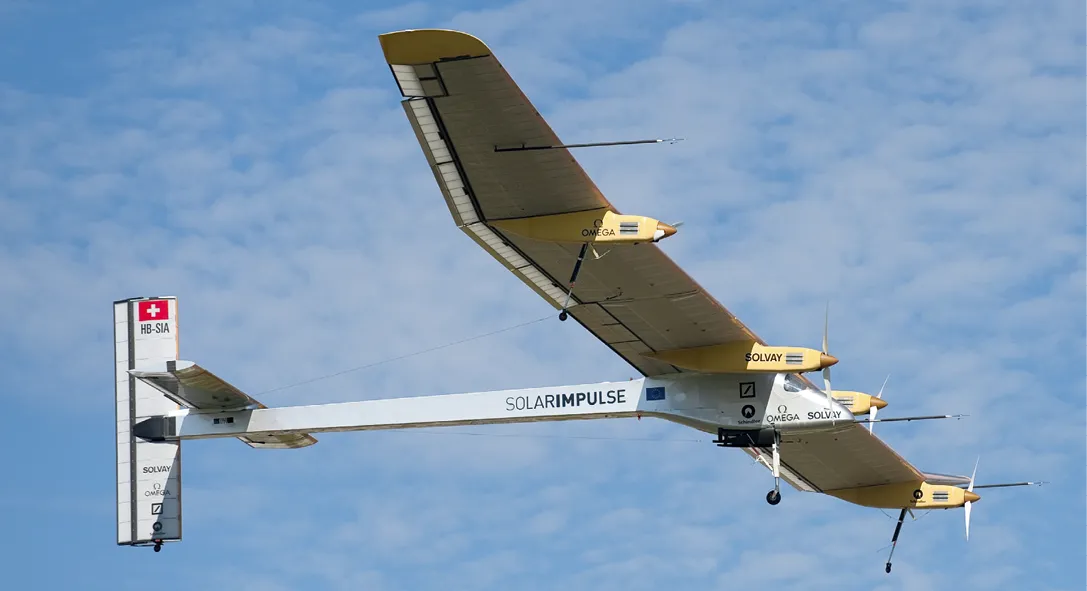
827,482,979,509
831,390,888,416
490,208,677,244
645,342,838,374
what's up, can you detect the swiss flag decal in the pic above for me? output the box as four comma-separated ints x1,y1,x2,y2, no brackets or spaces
138,300,170,322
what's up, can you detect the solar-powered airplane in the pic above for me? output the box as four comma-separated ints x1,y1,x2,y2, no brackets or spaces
113,29,1039,574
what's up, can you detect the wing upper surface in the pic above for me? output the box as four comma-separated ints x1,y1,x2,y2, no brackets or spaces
380,28,764,377
772,424,923,491
381,28,927,492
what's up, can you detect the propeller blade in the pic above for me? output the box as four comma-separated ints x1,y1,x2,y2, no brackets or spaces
822,304,832,409
822,303,829,355
965,457,979,541
965,500,972,541
870,374,889,434
823,366,832,409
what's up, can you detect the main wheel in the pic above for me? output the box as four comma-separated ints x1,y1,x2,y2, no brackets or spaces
885,563,892,574
766,490,781,505
559,311,569,321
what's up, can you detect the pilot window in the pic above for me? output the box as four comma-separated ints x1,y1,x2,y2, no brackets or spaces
783,374,805,393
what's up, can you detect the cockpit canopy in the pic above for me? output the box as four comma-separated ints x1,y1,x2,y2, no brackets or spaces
782,373,812,393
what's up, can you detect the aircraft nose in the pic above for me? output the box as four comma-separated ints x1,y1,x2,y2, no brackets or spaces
964,491,980,503
819,353,839,368
871,397,888,410
656,221,678,239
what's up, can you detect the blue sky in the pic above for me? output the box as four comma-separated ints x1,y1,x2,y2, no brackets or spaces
1,0,1083,589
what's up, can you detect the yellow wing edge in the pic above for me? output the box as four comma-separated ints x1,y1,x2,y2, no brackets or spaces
379,29,491,65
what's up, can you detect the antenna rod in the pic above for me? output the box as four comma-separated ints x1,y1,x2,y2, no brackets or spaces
855,414,966,425
494,138,684,152
971,481,1045,489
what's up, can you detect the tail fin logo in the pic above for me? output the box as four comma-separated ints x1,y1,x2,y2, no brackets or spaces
138,300,170,322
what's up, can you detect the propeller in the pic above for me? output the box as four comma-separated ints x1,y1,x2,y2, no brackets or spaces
869,374,890,433
821,304,833,409
965,457,978,541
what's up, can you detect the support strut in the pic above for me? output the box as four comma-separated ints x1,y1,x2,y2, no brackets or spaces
766,430,782,505
559,243,590,321
885,507,908,573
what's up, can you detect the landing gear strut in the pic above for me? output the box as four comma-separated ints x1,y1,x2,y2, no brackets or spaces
766,430,782,505
558,243,590,321
713,427,783,505
885,507,908,573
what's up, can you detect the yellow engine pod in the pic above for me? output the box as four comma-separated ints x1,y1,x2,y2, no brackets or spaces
830,391,888,415
643,342,838,374
489,208,676,244
827,482,979,510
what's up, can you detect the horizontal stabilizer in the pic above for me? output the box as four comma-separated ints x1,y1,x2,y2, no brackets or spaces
130,360,317,450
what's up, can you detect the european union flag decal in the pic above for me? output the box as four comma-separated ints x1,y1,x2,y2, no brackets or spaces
646,387,666,401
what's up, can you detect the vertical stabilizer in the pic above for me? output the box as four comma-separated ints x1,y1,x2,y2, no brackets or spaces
114,297,182,549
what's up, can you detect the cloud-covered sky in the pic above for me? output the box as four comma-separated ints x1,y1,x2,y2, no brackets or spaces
1,1,1082,589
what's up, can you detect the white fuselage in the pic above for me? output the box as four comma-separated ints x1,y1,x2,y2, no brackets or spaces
161,372,854,441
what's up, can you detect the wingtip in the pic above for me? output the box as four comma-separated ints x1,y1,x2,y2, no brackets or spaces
379,29,491,64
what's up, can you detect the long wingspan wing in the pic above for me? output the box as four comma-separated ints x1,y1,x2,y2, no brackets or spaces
380,29,766,378
380,28,925,492
130,361,317,450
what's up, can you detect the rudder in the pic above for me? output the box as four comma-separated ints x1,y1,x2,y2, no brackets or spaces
114,296,182,548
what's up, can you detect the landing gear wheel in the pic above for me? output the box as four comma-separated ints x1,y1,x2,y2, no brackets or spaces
885,563,891,574
153,541,163,553
766,490,781,505
559,311,569,321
